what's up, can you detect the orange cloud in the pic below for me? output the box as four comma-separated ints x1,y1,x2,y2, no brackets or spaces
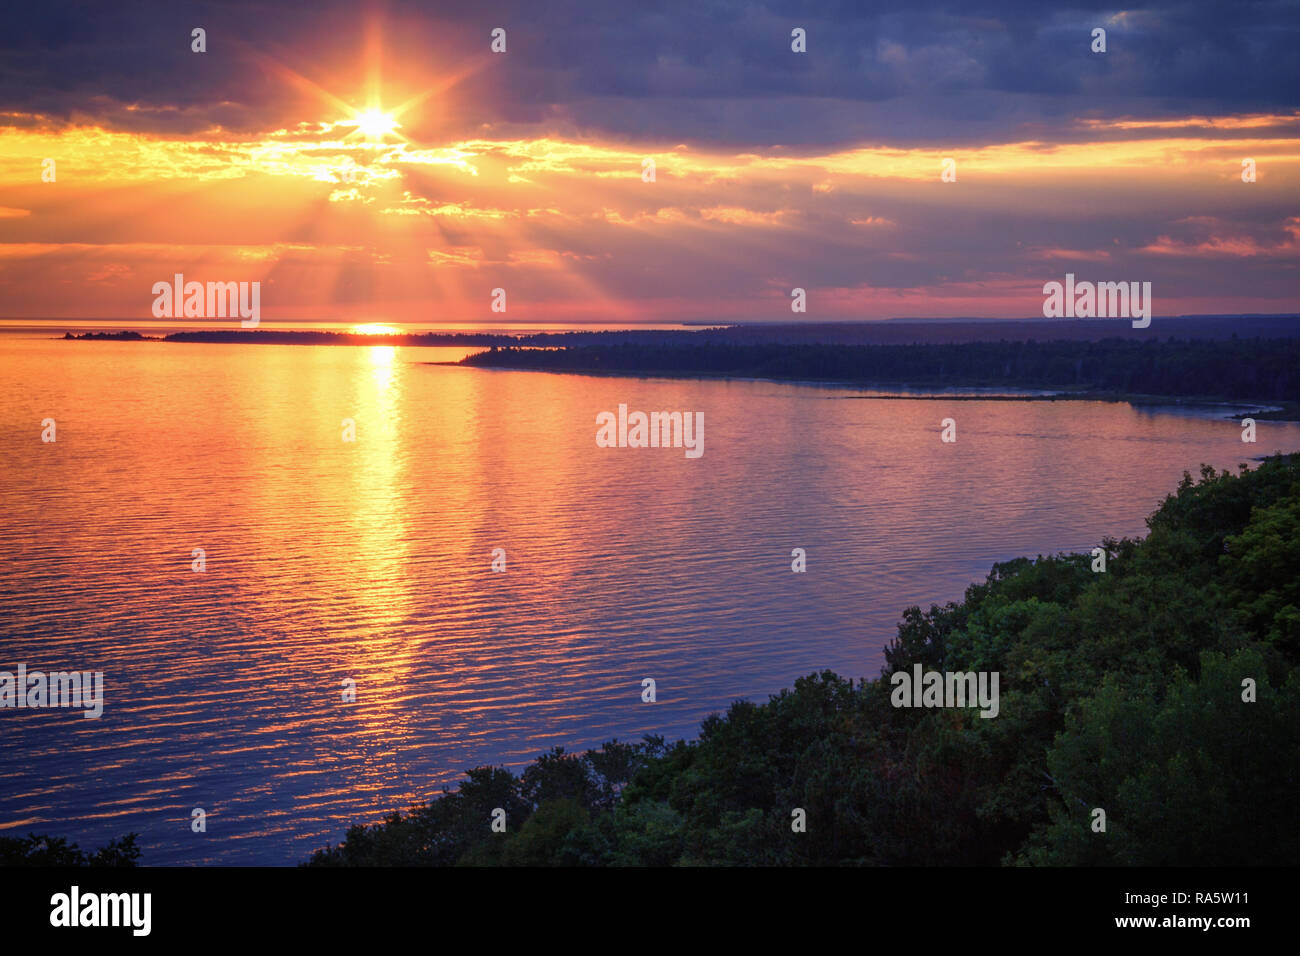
2,110,1297,322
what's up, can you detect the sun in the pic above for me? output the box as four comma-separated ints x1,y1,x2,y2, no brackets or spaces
351,109,399,141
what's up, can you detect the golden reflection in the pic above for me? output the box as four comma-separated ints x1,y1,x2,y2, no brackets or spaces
346,345,412,631
369,345,397,388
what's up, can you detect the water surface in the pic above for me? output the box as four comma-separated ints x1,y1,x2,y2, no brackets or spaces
2,335,1296,864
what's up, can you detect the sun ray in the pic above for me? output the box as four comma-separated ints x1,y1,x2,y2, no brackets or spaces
239,45,359,123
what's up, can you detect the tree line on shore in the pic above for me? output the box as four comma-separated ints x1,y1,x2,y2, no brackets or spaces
462,337,1300,403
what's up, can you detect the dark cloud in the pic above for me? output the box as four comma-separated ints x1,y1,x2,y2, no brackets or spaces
1,0,1297,147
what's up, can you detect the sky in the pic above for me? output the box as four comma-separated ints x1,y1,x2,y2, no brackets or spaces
0,0,1297,325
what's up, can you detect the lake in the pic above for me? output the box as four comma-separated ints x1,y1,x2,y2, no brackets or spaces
2,333,1296,864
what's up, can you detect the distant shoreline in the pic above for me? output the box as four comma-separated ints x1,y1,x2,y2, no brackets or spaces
447,338,1300,422
58,326,1300,421
60,329,521,346
53,312,1300,347
426,360,1300,421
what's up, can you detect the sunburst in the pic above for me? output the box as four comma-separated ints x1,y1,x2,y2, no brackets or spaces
348,109,400,141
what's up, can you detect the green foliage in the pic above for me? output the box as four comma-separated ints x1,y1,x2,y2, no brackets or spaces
1018,650,1300,865
303,455,1300,867
0,832,140,867
1221,492,1300,663
501,800,600,866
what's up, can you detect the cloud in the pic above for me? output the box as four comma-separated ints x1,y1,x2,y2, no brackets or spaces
1,1,1297,322
1,0,1297,149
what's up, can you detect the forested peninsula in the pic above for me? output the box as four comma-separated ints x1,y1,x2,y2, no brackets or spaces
457,337,1300,411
